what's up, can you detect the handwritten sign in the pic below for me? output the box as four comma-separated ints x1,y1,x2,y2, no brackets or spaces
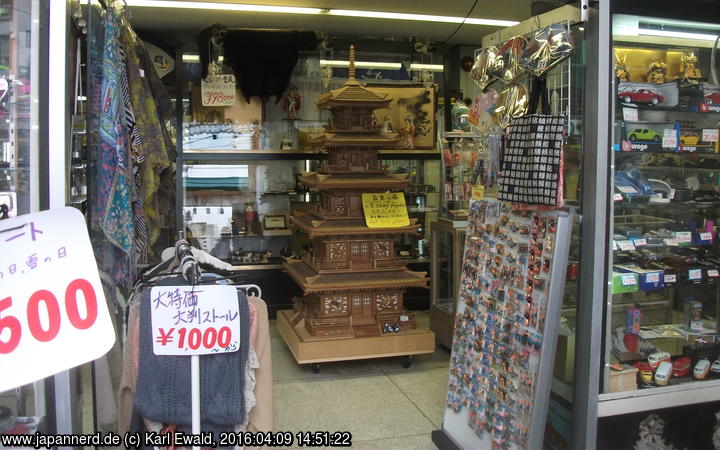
362,193,410,228
703,129,719,142
150,285,240,356
201,74,236,106
471,185,485,200
663,128,677,149
0,207,115,392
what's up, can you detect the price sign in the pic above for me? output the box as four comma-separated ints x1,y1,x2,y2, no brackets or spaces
633,238,647,247
675,231,692,244
0,208,115,392
613,193,624,202
700,232,713,242
471,185,485,200
708,270,719,278
621,274,637,286
689,269,702,280
362,192,410,228
702,129,719,142
201,74,237,106
622,107,639,122
663,129,677,149
646,272,660,283
618,240,636,251
663,238,679,246
151,285,240,356
664,274,677,283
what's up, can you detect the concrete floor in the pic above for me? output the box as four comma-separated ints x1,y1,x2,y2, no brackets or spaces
271,312,450,450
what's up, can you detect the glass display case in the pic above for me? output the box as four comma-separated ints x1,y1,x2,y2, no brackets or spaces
603,13,720,402
429,217,466,348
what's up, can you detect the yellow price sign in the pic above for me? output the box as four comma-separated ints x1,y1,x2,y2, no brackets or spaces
471,185,485,200
361,192,410,228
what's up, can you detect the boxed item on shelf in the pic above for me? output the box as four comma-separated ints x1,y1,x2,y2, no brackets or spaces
618,81,679,108
682,300,703,332
612,271,639,294
679,128,719,153
620,121,678,152
678,80,705,112
608,364,638,392
615,264,664,290
701,84,720,113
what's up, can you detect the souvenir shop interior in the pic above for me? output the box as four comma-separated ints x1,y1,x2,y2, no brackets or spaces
2,0,720,449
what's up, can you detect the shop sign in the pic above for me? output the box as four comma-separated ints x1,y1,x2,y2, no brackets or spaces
0,207,115,392
702,129,719,142
150,285,240,356
201,74,236,107
361,192,410,228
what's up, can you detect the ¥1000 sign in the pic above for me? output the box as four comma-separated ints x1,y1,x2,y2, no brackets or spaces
0,207,116,392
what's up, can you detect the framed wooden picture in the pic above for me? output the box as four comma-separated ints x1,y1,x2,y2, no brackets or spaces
368,84,436,149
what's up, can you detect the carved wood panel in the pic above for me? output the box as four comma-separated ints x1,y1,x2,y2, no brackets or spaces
373,240,392,258
376,292,400,312
328,242,348,261
322,295,348,315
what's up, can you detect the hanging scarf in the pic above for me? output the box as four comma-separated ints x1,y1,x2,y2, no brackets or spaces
95,5,134,285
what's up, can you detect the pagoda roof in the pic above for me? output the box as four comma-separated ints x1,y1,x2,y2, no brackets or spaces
320,133,400,147
283,259,428,293
316,82,391,108
291,214,420,237
299,172,409,189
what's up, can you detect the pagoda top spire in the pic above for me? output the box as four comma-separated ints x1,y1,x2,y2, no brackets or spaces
348,45,356,82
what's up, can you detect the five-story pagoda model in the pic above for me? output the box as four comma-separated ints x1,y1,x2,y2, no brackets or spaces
277,46,435,370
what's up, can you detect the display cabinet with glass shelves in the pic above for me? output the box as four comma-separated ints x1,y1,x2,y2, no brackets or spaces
600,12,720,415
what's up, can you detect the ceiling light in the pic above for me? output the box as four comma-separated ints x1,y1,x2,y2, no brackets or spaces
320,59,401,70
183,54,224,62
638,28,719,41
124,1,518,27
125,0,323,15
409,63,444,72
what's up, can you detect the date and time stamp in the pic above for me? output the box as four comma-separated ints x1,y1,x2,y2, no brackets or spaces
0,430,353,448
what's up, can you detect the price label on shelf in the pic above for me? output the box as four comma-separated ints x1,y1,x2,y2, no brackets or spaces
200,74,236,106
613,193,624,202
151,285,240,356
646,273,660,283
663,129,678,149
702,129,719,142
664,274,677,283
0,208,116,392
633,238,647,247
617,240,635,251
663,238,679,246
622,107,639,122
675,231,692,244
700,232,713,242
708,270,719,278
621,274,637,286
688,269,703,280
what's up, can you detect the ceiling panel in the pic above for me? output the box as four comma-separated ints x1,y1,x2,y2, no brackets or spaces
127,0,533,46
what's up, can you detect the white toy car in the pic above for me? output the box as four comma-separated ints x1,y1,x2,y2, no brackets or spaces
694,358,711,379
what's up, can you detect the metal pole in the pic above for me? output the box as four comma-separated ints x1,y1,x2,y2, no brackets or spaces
571,1,611,449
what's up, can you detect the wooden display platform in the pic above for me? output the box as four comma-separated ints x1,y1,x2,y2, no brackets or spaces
276,309,435,364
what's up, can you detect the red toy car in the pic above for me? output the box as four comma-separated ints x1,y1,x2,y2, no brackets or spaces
672,356,691,377
705,92,720,106
618,88,665,105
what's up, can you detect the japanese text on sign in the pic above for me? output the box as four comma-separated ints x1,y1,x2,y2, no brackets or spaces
201,74,236,106
150,285,240,356
0,207,115,392
361,192,410,228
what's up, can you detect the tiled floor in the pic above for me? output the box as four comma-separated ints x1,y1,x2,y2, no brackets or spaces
271,312,450,449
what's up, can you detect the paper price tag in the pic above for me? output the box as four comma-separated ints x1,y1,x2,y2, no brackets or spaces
646,273,660,283
621,274,637,286
618,240,635,251
617,185,638,194
633,238,647,247
471,185,485,200
362,192,410,228
0,208,115,392
700,232,713,241
663,129,677,149
689,269,702,280
708,270,719,278
664,238,679,246
151,285,240,356
622,107,639,121
675,231,692,244
201,74,237,106
664,274,677,283
702,129,719,142
613,193,624,201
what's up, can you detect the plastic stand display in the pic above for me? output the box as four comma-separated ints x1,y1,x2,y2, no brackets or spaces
432,200,573,449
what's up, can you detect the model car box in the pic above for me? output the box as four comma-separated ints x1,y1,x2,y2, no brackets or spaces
615,264,664,290
678,79,704,112
679,128,719,153
618,81,679,108
701,84,720,113
620,121,678,152
683,300,703,332
612,271,639,294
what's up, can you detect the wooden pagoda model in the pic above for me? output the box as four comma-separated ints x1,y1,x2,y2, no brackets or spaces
277,46,435,369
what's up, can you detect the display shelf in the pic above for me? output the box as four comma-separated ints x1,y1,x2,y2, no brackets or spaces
230,264,284,270
598,378,720,417
639,165,720,174
182,148,441,161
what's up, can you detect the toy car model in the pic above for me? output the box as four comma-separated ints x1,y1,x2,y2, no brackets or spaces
694,358,711,379
705,92,720,105
654,361,673,386
648,351,671,368
618,88,665,105
672,357,692,377
680,131,700,146
711,359,720,375
627,128,662,142
633,361,655,387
